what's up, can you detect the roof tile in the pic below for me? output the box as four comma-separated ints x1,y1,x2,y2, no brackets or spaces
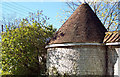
103,31,120,43
49,3,107,44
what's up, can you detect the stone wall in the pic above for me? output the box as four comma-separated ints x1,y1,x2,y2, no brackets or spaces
47,45,107,75
115,48,120,76
107,46,119,76
107,46,118,75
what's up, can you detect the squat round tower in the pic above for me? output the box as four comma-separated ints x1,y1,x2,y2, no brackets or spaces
46,3,108,75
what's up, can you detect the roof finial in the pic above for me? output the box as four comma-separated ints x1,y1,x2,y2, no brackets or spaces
83,0,87,4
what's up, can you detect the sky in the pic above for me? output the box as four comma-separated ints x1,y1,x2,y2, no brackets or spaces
0,0,88,31
0,1,71,31
0,0,119,32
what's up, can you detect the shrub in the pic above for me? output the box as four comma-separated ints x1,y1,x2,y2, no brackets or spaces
1,19,56,75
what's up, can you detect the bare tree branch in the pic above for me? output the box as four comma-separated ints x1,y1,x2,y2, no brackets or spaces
64,1,119,31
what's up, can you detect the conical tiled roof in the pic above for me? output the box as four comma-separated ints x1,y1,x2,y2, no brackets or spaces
49,3,107,44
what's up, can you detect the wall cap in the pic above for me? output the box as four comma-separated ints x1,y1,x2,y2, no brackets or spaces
106,42,120,46
45,43,105,48
45,42,120,48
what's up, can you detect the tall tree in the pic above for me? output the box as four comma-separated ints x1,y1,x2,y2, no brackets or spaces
59,0,119,31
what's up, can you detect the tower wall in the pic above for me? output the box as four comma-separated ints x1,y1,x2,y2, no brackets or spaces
107,46,119,76
47,45,107,75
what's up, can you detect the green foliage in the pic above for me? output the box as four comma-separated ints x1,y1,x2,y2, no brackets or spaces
1,11,56,75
